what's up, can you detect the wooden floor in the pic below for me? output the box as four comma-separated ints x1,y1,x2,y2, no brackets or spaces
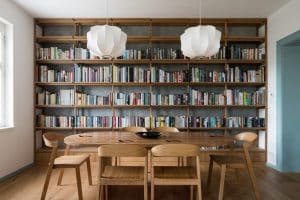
0,163,300,200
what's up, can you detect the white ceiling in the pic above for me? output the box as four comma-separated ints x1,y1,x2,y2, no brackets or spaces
13,0,290,18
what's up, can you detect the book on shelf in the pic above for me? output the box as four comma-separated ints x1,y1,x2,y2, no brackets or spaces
188,116,226,128
38,65,74,82
75,92,112,105
36,47,75,60
226,65,265,83
190,67,226,83
37,115,74,128
190,89,225,105
74,64,112,83
113,92,151,106
122,49,151,60
60,89,74,105
151,68,189,83
226,87,266,106
36,47,91,60
227,116,265,128
36,89,74,105
74,48,90,60
113,65,151,83
144,116,187,129
151,93,189,105
75,116,112,128
227,45,265,60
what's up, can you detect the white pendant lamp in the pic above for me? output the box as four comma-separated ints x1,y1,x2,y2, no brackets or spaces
180,0,221,59
87,0,127,59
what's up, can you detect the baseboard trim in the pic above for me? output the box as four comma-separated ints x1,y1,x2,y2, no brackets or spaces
0,163,34,183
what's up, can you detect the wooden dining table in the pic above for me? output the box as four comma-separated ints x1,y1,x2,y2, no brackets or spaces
64,131,234,148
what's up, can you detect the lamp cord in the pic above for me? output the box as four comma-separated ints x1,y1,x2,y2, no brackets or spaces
199,0,202,25
105,0,108,25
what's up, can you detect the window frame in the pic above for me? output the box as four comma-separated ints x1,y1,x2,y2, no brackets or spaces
0,19,14,130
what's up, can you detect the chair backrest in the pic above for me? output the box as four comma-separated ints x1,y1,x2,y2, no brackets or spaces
234,132,257,149
151,144,200,157
43,132,66,148
234,132,257,142
152,127,179,133
98,144,148,157
121,126,147,132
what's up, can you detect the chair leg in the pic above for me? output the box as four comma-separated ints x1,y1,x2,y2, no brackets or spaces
86,157,93,185
41,166,53,200
151,181,154,200
99,185,104,200
105,185,108,200
75,167,83,200
246,164,260,200
144,178,148,200
197,183,202,200
190,185,194,200
57,169,64,185
218,164,226,200
96,184,101,200
206,158,214,189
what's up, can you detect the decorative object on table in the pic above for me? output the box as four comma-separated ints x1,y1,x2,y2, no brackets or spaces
180,0,221,58
136,131,161,139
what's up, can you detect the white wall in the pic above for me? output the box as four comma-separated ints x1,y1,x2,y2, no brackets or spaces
268,0,300,167
0,0,34,178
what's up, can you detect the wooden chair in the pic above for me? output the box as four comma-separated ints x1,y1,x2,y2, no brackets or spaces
41,132,92,200
206,132,260,200
152,127,183,166
117,127,148,166
97,144,148,200
121,126,147,132
150,144,202,200
152,127,179,133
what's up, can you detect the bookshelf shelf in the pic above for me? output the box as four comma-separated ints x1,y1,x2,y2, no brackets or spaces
34,18,268,162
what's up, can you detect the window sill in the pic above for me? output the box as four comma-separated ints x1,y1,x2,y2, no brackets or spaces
0,126,15,132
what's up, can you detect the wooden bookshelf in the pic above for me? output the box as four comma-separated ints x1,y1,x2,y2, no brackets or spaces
34,18,268,162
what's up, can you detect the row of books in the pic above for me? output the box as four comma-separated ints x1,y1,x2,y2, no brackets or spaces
37,90,112,106
151,93,189,105
226,66,265,83
112,65,151,83
108,47,227,60
36,89,265,106
190,90,225,105
227,117,265,128
37,89,75,105
37,115,265,128
37,65,265,84
114,92,151,106
227,46,265,60
188,116,226,128
150,68,189,83
75,92,112,105
36,47,91,60
74,64,112,82
38,65,74,82
190,68,226,83
226,87,266,105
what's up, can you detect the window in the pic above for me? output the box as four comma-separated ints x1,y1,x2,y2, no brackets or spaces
0,19,13,129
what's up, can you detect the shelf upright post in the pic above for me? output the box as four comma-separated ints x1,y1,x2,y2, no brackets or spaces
224,21,229,137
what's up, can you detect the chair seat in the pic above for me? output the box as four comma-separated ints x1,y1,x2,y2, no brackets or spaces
210,154,245,165
154,166,197,179
102,166,145,179
54,155,89,166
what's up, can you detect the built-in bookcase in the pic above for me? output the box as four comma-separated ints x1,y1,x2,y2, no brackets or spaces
34,18,267,162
